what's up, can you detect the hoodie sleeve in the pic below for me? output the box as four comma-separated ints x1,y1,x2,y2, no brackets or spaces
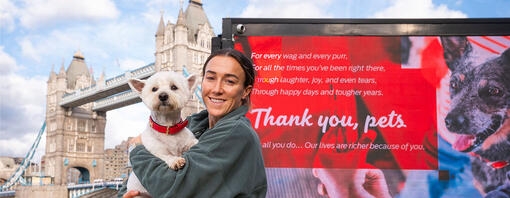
130,117,266,198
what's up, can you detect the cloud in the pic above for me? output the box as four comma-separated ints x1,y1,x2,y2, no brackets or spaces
0,1,163,157
118,58,149,71
0,73,46,157
19,0,120,29
0,0,18,32
0,46,46,158
0,132,45,158
19,38,41,63
241,0,333,18
0,47,18,74
16,18,155,76
105,103,148,149
372,0,467,18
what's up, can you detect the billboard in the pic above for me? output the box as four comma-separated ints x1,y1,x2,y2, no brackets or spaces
218,18,510,197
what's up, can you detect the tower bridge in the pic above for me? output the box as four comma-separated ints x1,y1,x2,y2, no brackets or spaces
0,1,214,197
60,63,155,112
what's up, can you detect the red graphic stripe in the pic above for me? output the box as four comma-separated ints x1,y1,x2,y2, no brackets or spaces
468,37,499,54
482,36,509,49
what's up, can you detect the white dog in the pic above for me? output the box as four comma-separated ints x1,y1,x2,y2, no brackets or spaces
126,71,199,197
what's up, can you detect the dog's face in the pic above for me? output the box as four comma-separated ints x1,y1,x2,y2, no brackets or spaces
442,36,510,157
128,71,197,113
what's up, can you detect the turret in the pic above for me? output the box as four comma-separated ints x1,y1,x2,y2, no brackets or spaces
155,13,165,51
66,50,92,90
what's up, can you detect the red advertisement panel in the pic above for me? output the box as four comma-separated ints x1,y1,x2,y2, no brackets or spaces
236,36,438,170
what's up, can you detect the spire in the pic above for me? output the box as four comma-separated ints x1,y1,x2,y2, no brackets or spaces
73,49,84,60
183,0,212,41
176,8,186,26
66,50,90,89
190,0,202,6
97,67,106,89
48,64,57,82
155,11,165,37
89,66,95,79
58,60,66,78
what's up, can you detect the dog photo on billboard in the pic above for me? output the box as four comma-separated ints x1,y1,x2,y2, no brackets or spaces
442,36,510,197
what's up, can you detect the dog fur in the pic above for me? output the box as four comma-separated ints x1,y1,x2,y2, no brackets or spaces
442,36,510,197
125,71,199,197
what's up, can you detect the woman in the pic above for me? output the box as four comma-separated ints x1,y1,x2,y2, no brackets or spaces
120,48,267,197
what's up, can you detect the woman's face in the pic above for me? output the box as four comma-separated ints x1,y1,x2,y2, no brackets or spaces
201,55,252,122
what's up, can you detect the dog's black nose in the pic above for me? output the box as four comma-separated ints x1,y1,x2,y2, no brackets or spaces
159,93,168,101
445,113,467,132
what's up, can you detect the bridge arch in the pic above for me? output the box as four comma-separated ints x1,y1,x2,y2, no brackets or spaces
67,166,90,184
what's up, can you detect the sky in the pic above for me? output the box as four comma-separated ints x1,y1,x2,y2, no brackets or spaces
0,0,509,161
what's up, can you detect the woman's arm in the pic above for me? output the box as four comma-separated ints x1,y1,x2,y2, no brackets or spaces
129,120,266,197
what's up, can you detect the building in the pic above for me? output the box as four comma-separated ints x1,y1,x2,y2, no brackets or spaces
155,0,214,73
0,156,46,186
101,0,215,180
103,138,131,181
44,50,107,185
155,0,214,116
40,0,214,187
0,157,17,184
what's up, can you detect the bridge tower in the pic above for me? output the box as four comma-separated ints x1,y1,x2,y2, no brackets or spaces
155,0,214,116
38,0,213,187
44,51,106,185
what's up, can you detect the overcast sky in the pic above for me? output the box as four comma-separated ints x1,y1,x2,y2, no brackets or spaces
1,0,509,161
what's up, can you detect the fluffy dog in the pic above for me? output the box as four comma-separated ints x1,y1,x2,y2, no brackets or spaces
126,71,199,197
442,36,510,197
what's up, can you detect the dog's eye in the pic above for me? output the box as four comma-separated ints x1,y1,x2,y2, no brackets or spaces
449,80,460,94
479,86,503,99
152,87,158,92
450,81,458,89
487,86,502,97
171,85,178,90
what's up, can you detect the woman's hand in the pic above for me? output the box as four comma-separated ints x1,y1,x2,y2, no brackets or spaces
122,190,140,198
312,124,391,197
312,168,391,198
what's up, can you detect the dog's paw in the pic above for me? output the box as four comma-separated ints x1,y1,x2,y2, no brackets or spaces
170,157,186,170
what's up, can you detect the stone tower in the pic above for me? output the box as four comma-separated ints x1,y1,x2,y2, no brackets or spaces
155,0,215,116
40,0,214,186
44,51,106,185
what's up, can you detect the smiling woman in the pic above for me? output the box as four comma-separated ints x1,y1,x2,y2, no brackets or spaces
119,48,267,198
201,51,254,128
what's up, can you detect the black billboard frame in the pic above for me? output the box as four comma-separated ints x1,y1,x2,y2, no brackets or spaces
214,18,510,50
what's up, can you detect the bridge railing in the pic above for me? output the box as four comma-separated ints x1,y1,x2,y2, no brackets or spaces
67,181,123,198
60,63,155,106
92,90,139,111
0,191,15,197
58,63,205,112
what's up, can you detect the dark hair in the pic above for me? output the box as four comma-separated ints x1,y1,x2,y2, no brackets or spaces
202,48,256,105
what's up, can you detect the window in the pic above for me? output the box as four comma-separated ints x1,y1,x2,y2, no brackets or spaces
68,140,75,152
76,143,85,152
78,120,86,132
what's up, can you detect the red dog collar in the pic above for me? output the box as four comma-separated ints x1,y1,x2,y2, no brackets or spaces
149,117,188,135
487,161,509,169
470,152,509,169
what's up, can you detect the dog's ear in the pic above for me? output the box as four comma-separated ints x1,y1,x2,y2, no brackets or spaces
502,48,510,66
128,78,145,94
440,36,473,72
187,74,197,92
